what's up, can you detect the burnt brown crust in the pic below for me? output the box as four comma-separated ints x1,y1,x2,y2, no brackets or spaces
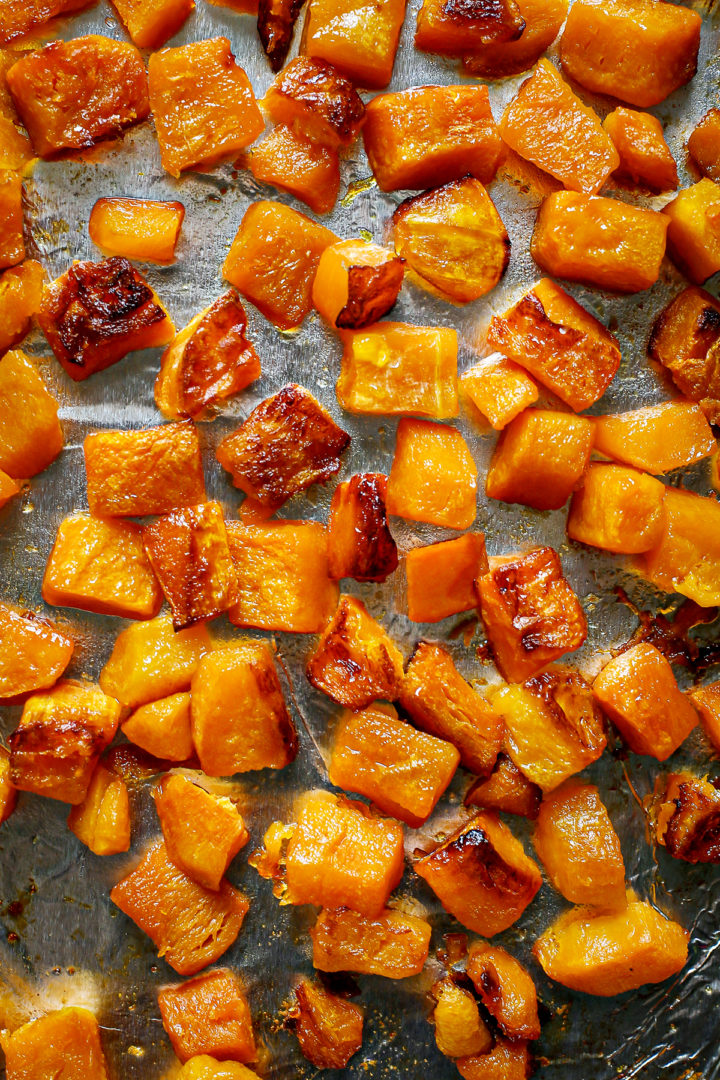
336,261,405,328
258,0,306,72
180,290,260,416
441,0,525,39
328,473,398,582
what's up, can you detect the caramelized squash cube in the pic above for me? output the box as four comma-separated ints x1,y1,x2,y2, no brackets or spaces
110,0,194,49
0,1008,109,1080
689,682,720,752
465,753,541,819
0,349,62,478
122,692,193,761
593,401,714,474
0,260,45,356
460,356,538,431
387,417,477,530
638,487,720,606
688,108,720,183
310,906,432,977
649,286,720,424
312,238,404,329
89,197,185,263
291,979,363,1069
263,56,365,147
457,1038,532,1080
0,169,22,269
99,614,211,709
0,603,72,700
178,1060,259,1080
258,0,304,72
567,463,666,554
249,125,340,215
0,745,16,823
664,178,720,284
462,0,568,79
67,762,131,855
467,942,540,1040
158,969,255,1064
0,0,93,44
652,772,720,864
603,107,677,191
327,473,398,584
302,0,406,88
415,0,525,56
406,532,488,624
432,977,492,1059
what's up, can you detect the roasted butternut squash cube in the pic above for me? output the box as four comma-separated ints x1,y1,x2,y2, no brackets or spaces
461,0,568,79
649,286,720,424
111,839,249,975
89,197,185,263
486,278,621,412
0,1008,109,1080
478,548,588,683
415,811,542,936
457,1038,532,1080
490,668,605,790
311,906,432,977
43,513,162,620
6,36,149,158
9,680,121,804
217,384,350,509
0,0,93,43
223,202,337,329
0,349,62,478
534,894,689,995
155,292,261,421
688,108,720,183
191,642,297,775
689,682,720,752
110,0,194,48
415,0,525,56
559,0,700,108
178,1060,258,1080
306,594,404,709
593,401,714,475
149,38,263,177
0,169,22,269
603,107,677,192
486,409,593,511
460,356,538,431
387,417,477,530
664,178,720,285
312,239,404,329
263,56,364,147
122,692,193,761
0,260,45,356
337,322,458,417
0,466,18,507
467,942,540,1040
249,124,340,215
327,473,398,584
67,762,131,855
363,84,503,192
432,978,492,1060
302,0,406,88
100,615,211,709
291,978,363,1069
158,969,255,1064
465,753,541,819
651,772,720,864
0,745,17,823
0,603,71,700
406,532,488,624
637,487,720,606
567,463,666,554
399,642,503,776
0,111,32,175
258,0,304,72
532,190,667,292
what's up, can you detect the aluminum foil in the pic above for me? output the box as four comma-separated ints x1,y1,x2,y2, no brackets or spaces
2,0,720,1076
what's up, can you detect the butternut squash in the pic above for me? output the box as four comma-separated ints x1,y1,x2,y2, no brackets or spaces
110,0,194,48
386,417,477,530
249,125,340,215
415,0,524,56
0,602,73,699
312,239,404,328
649,286,720,424
263,56,365,147
0,1008,109,1080
651,772,720,864
0,260,45,356
158,970,255,1063
406,532,488,624
465,753,541,819
688,108,720,183
310,906,431,977
0,349,63,478
327,473,398,583
664,178,720,284
121,692,193,762
603,107,677,191
567,462,666,554
0,168,22,269
99,615,211,709
638,486,720,607
467,942,540,1040
67,763,131,855
593,400,715,474
291,979,363,1068
89,197,185,263
302,0,406,88
462,0,567,78
432,978,492,1059
460,356,538,431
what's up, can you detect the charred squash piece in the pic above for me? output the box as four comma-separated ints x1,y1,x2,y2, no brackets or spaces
290,979,363,1069
465,754,541,819
263,56,364,146
415,811,542,936
688,109,720,183
249,124,340,215
0,746,16,823
467,942,540,1040
89,197,185,263
0,0,94,44
9,680,121,804
387,417,477,530
690,682,720,752
121,692,193,761
460,356,538,431
6,36,149,158
158,969,255,1063
651,772,720,864
258,0,305,72
0,260,45,356
637,486,720,606
649,286,720,424
306,594,404,709
312,239,404,329
302,0,406,88
110,0,194,49
457,1038,532,1080
191,642,297,775
663,178,720,285
178,1061,259,1080
100,615,211,709
432,977,492,1059
0,349,63,478
67,762,131,855
0,169,22,269
415,0,525,56
110,839,249,975
567,463,666,554
603,108,677,192
462,0,567,78
216,385,350,509
327,473,398,584
310,906,432,977
406,532,488,624
593,401,714,474
0,1008,110,1080
0,467,18,507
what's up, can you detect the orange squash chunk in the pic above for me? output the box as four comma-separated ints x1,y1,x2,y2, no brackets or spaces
158,969,255,1064
110,839,249,975
149,38,263,177
329,703,460,826
663,178,720,285
478,548,588,683
688,108,720,183
43,513,162,620
327,473,398,583
393,177,509,304
311,906,431,977
638,487,720,606
337,322,458,417
0,746,17,822
534,894,689,995
99,614,211,708
0,349,63,478
110,0,194,48
122,692,193,761
89,197,184,263
223,202,336,329
363,84,503,192
387,417,477,530
191,642,297,775
0,1008,110,1080
603,107,677,191
532,191,668,292
432,977,492,1059
649,286,720,424
9,680,121,804
486,278,621,411
651,772,720,864
559,0,700,108
0,260,45,356
302,0,406,88
0,169,22,269
467,942,540,1040
67,762,131,856
399,642,503,776
567,463,666,554
263,56,365,147
460,356,538,431
465,753,541,819
689,682,720,752
501,59,618,195
462,0,568,78
0,0,93,43
178,1060,259,1080
0,467,18,507
486,409,593,511
406,532,488,623
415,0,525,56
249,125,340,215
312,239,404,329
291,978,363,1069
7,36,149,158
593,401,714,475
306,594,404,709
415,811,542,936
457,1038,532,1080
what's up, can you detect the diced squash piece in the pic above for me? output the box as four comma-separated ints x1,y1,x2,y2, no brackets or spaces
6,36,149,158
258,0,304,72
99,615,211,709
501,59,618,195
191,642,297,775
85,421,205,518
490,668,606,791
159,971,254,1064
592,642,698,760
393,177,509,304
217,384,350,509
0,0,93,44
567,462,666,554
457,1038,532,1080
415,811,542,936
302,0,406,88
249,125,340,215
406,532,488,624
111,839,249,975
0,466,18,507
638,487,720,606
399,642,503,776
0,260,45,356
122,692,193,762
532,191,668,292
9,680,121,804
0,1008,109,1080
460,356,538,431
432,978,492,1059
263,56,365,148
534,894,689,995
306,594,404,709
0,745,17,823
663,178,720,284
462,0,568,78
690,682,720,752
467,942,540,1040
486,409,593,511
67,763,131,855
486,278,621,412
593,401,714,474
559,0,700,108
478,548,588,683
149,38,263,177
291,979,363,1069
337,321,458,417
0,603,73,700
649,286,720,424
0,113,32,176
386,417,477,530
312,239,404,329
178,1060,258,1080
603,107,677,191
227,520,338,632
327,473,398,584
688,108,720,183
104,744,180,787
651,772,720,864
311,906,432,977
0,349,62,478
89,197,185,263
110,0,194,48
223,201,337,329
43,513,162,620
0,169,22,269
465,753,541,819
415,0,525,56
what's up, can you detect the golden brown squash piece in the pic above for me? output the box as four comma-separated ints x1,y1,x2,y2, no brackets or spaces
158,969,255,1063
0,54,32,172
121,692,193,761
67,763,131,856
302,0,406,88
460,356,538,432
290,979,363,1069
457,1038,532,1080
0,0,93,44
0,260,45,356
663,178,720,285
688,108,720,183
312,239,404,329
327,473,398,584
387,417,477,530
603,107,677,192
415,0,525,56
593,401,714,475
110,0,194,49
99,614,211,709
89,197,184,263
311,906,431,977
263,56,365,147
432,978,492,1060
636,487,720,607
462,0,567,79
0,349,63,478
465,754,541,819
689,682,720,752
406,532,487,624
0,169,22,269
567,463,666,554
0,602,73,700
467,943,540,1041
649,286,720,424
0,1008,110,1080
651,772,720,864
249,124,340,215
